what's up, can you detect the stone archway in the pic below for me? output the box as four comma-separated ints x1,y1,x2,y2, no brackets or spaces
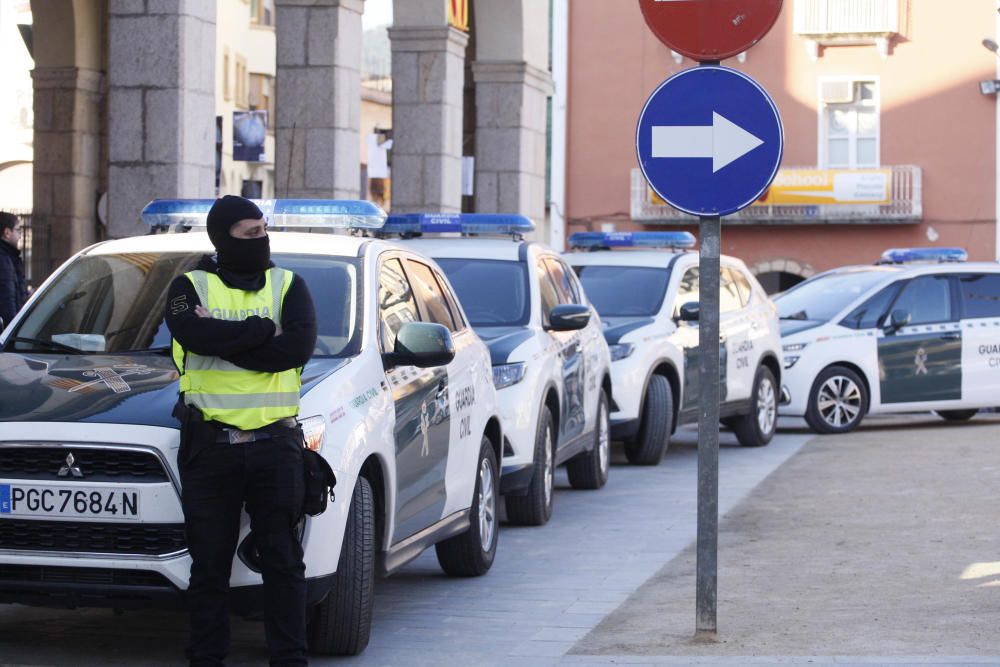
388,0,551,217
751,258,815,295
471,0,552,224
29,0,105,279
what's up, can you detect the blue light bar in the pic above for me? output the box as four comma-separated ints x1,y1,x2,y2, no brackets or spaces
141,198,387,230
878,247,968,264
382,213,535,236
568,231,696,250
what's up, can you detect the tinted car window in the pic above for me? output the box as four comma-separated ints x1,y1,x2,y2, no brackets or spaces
959,273,1000,319
729,267,753,307
545,258,580,305
537,260,560,324
435,258,529,327
890,275,953,325
405,259,457,331
8,252,362,358
720,268,743,314
840,283,900,330
674,267,699,316
574,266,670,317
776,270,894,323
379,258,419,351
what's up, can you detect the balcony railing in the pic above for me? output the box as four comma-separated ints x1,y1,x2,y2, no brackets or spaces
794,0,903,37
630,165,922,225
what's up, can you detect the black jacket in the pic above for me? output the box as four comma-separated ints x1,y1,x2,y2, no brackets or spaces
0,239,27,327
165,256,317,373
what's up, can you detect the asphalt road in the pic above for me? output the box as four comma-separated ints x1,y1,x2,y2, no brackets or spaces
0,426,810,666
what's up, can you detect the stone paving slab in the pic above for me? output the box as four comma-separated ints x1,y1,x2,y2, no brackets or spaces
571,415,1000,663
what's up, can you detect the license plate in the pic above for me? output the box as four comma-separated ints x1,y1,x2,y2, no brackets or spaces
0,483,140,521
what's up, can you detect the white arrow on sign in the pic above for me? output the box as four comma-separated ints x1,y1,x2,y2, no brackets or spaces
651,112,764,173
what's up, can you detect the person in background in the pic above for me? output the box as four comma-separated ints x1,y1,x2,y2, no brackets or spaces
0,212,28,329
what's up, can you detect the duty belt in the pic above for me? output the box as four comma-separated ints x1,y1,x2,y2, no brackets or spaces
214,417,299,444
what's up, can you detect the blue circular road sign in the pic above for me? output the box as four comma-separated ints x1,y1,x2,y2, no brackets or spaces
636,66,783,217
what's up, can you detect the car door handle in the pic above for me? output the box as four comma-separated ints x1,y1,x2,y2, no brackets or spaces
940,332,961,341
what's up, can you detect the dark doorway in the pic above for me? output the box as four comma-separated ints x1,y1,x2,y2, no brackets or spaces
756,271,806,296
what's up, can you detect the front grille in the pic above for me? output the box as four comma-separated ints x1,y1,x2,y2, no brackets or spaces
0,447,169,483
0,519,186,556
0,564,173,588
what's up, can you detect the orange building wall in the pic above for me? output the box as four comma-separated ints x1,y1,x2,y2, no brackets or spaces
566,0,999,273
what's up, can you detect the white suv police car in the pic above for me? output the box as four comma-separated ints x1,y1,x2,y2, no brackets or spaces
777,247,1000,434
0,199,503,656
565,231,783,459
378,214,613,527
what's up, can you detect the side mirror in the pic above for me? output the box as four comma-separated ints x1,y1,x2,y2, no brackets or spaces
547,304,590,331
884,309,911,334
677,301,700,322
383,322,455,369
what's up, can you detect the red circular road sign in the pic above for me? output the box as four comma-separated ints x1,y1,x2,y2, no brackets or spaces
638,0,783,62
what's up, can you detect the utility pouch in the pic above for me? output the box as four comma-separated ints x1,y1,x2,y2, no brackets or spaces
302,448,337,517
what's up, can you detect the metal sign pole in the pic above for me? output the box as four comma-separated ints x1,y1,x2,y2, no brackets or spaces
695,213,721,635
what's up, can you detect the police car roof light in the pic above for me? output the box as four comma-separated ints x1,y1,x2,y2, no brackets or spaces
568,231,697,250
877,247,968,264
141,198,388,231
381,213,535,237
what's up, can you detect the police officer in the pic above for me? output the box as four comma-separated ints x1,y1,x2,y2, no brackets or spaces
165,195,317,667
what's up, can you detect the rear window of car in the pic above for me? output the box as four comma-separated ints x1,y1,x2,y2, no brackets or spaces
958,273,1000,319
574,266,670,317
434,258,530,327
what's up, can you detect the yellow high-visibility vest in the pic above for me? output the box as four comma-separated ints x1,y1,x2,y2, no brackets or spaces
172,268,300,430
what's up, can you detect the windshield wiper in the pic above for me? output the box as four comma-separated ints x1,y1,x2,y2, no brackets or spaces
779,311,808,321
11,336,84,354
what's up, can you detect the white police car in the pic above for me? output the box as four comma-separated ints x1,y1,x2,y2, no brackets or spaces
0,199,503,656
565,232,783,458
777,247,1000,434
377,214,613,527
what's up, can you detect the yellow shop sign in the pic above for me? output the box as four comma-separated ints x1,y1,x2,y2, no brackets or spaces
754,169,891,205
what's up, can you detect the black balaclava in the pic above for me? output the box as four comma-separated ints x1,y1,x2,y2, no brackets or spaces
206,195,271,276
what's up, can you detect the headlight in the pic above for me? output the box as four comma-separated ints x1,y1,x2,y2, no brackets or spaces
782,342,808,352
609,343,635,361
300,415,326,452
783,356,800,369
492,362,526,389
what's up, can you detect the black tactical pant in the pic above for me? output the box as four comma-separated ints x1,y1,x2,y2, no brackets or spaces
179,420,307,667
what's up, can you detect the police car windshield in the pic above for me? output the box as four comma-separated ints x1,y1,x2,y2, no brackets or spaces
6,252,361,358
574,266,670,317
434,258,530,327
775,270,891,323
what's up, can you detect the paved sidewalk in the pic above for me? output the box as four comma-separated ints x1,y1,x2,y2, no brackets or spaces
571,414,1000,664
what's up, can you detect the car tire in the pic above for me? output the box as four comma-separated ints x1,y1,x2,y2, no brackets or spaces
732,366,778,447
307,475,375,656
505,407,555,526
934,409,979,422
805,365,868,434
624,375,673,465
435,436,499,576
567,390,610,490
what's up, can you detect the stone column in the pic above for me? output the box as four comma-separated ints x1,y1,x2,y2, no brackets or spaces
389,26,469,213
31,67,103,276
472,62,553,223
275,0,363,199
107,0,216,239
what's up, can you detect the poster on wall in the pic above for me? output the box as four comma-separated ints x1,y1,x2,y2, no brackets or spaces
233,110,267,162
